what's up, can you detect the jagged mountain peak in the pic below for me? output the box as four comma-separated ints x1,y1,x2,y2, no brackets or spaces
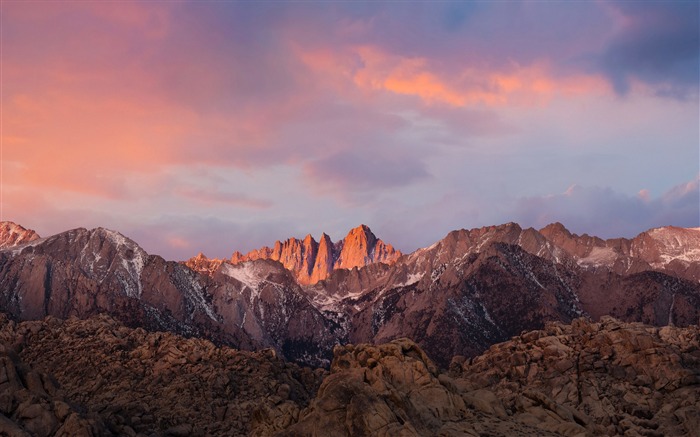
186,252,226,276
345,223,373,237
631,225,700,269
0,220,38,234
335,225,379,269
0,221,41,249
303,233,315,245
539,221,572,237
220,225,401,285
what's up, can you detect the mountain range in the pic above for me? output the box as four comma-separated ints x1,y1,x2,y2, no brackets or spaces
1,220,698,369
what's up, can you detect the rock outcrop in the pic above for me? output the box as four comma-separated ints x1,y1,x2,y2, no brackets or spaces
0,313,326,437
451,317,700,436
0,342,107,436
184,253,225,276
209,259,345,367
266,339,562,436
260,317,700,436
223,225,401,285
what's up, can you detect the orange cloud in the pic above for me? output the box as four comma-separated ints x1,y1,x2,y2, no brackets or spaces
384,72,468,106
300,45,609,107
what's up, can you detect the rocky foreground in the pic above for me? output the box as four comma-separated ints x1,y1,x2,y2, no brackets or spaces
0,314,698,437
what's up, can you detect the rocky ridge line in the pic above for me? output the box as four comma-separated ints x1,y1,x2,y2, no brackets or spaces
189,225,401,285
3,221,700,371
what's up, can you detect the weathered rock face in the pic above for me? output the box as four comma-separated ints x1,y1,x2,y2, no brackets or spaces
264,339,465,436
0,341,107,436
259,317,700,436
0,222,40,250
451,317,700,437
264,338,561,437
346,243,585,367
540,222,700,281
208,260,345,367
310,233,334,284
184,252,225,276
0,314,326,437
576,270,700,326
631,226,700,281
219,225,401,285
0,227,234,346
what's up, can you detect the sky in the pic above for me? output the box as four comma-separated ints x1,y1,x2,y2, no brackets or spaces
2,0,699,260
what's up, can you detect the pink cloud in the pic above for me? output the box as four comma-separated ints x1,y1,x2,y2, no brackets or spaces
303,150,431,199
166,236,191,250
637,189,651,202
175,187,272,209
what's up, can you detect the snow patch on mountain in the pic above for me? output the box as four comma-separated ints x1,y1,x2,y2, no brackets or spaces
645,226,700,267
655,249,700,266
578,247,618,267
307,290,364,313
100,229,147,298
7,237,49,256
173,267,219,322
398,273,423,287
222,262,263,291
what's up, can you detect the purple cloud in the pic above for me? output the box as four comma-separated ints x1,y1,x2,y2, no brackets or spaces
304,150,431,196
175,187,272,209
598,1,699,97
513,177,700,238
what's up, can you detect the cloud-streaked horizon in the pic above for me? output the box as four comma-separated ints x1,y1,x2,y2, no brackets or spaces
3,1,698,260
